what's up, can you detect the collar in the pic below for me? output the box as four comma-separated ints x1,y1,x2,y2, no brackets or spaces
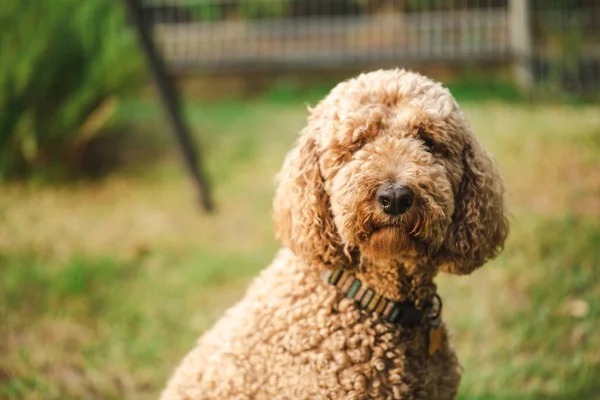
322,267,442,328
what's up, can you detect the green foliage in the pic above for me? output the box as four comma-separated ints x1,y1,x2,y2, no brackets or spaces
0,0,143,179
190,0,291,21
238,0,290,19
193,3,222,22
405,0,438,10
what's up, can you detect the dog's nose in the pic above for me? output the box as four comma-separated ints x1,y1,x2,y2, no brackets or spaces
376,184,414,215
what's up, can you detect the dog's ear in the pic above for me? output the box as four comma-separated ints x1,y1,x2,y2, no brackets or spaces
272,134,347,268
438,136,509,275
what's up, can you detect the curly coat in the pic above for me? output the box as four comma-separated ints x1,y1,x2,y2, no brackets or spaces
160,69,509,400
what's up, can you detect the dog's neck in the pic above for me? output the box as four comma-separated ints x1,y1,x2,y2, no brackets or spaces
354,256,438,309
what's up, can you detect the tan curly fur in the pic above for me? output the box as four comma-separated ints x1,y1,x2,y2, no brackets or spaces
160,69,509,400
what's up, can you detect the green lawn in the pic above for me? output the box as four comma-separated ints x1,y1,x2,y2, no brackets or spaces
1,98,599,399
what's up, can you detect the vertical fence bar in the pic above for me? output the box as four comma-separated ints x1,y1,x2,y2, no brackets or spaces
123,0,214,212
509,0,534,94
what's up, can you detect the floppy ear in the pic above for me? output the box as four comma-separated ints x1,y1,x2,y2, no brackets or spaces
438,136,509,275
272,133,347,268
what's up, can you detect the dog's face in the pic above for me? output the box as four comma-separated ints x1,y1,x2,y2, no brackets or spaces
328,125,457,265
273,69,508,275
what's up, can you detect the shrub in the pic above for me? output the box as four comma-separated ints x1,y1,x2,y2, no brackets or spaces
0,0,144,179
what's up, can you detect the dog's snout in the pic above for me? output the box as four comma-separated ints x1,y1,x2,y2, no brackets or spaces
376,184,414,216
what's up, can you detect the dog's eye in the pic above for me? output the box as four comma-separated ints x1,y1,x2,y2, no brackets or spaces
417,133,435,153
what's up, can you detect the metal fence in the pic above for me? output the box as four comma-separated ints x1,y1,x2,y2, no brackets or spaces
531,0,600,97
137,0,600,97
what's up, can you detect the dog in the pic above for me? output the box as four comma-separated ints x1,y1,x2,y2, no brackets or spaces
161,68,508,400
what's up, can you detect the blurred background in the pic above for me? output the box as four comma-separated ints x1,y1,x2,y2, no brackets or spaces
1,0,599,399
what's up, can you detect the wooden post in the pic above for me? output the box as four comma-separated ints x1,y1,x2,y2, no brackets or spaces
509,0,534,95
123,0,214,212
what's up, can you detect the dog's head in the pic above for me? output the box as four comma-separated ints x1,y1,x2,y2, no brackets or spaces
273,69,508,275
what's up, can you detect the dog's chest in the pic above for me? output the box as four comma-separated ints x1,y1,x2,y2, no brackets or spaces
200,283,454,399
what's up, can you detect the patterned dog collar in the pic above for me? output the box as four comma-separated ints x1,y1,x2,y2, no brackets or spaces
322,268,441,328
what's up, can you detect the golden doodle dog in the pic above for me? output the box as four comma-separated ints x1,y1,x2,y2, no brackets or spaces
161,69,508,400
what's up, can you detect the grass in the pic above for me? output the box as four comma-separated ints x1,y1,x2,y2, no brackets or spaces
1,94,600,399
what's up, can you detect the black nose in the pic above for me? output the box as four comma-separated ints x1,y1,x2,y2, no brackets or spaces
376,184,414,215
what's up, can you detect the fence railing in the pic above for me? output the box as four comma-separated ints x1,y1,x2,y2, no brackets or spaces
137,0,600,97
153,9,510,71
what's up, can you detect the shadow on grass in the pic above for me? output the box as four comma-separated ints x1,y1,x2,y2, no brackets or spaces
77,122,173,180
0,119,176,184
